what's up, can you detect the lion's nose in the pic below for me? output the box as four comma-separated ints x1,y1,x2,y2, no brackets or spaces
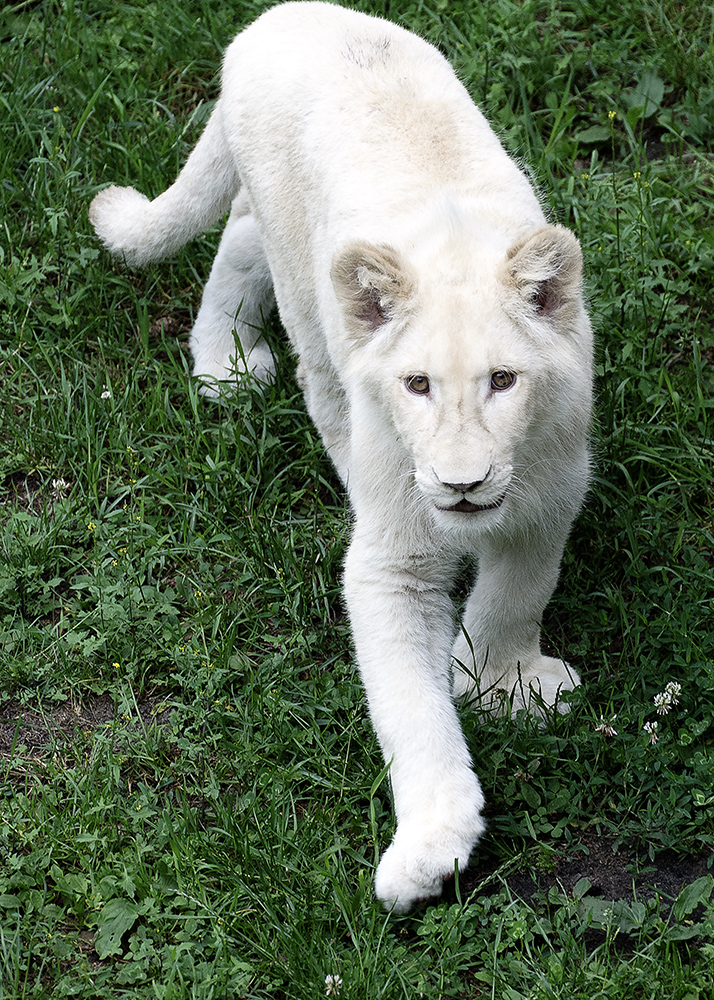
443,480,484,494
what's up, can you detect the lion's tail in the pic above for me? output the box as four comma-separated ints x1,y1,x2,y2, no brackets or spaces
89,103,238,268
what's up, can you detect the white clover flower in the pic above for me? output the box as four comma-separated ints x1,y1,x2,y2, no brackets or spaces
643,721,659,745
594,715,617,737
654,692,670,715
654,682,682,715
52,477,70,499
101,387,111,399
664,681,681,706
325,974,343,996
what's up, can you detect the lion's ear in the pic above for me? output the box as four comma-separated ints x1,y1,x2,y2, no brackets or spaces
503,225,583,322
331,242,414,342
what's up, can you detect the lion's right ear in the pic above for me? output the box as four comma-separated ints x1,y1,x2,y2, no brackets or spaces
331,242,414,343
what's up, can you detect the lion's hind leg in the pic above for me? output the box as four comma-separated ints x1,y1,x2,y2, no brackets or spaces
190,197,276,396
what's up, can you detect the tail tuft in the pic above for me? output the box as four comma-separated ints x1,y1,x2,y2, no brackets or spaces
89,186,156,267
89,104,239,268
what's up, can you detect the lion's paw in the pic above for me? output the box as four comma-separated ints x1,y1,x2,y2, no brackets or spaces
374,818,484,913
192,342,276,397
509,656,580,714
453,653,579,717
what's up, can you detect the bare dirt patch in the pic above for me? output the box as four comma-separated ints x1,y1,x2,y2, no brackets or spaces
0,693,167,757
2,471,46,513
459,837,712,914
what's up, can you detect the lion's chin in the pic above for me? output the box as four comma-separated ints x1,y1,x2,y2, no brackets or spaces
437,494,506,514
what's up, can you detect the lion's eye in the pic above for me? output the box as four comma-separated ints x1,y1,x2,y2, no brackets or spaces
490,370,516,391
405,375,430,395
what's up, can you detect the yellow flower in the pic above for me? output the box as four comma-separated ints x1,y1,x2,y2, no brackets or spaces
607,109,616,119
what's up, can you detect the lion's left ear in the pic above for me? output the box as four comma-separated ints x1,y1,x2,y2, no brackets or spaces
331,242,415,343
503,225,583,323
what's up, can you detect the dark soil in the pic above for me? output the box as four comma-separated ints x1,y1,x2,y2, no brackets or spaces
0,694,167,757
458,837,712,915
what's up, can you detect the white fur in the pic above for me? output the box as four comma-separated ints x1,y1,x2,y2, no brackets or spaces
89,2,593,912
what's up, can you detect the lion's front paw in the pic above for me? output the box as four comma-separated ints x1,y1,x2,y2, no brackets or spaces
374,843,443,914
374,817,484,913
453,653,579,717
509,656,580,714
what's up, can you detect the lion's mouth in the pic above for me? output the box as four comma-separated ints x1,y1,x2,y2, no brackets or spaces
438,494,506,514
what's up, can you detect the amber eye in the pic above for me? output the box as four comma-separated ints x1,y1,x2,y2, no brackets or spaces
490,370,516,391
405,374,430,395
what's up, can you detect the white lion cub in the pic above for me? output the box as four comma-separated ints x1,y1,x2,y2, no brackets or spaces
89,2,593,912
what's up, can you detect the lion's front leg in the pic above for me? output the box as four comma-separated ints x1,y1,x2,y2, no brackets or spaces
452,531,580,714
344,534,485,913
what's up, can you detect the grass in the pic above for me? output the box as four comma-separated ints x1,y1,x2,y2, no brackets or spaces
1,0,713,996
